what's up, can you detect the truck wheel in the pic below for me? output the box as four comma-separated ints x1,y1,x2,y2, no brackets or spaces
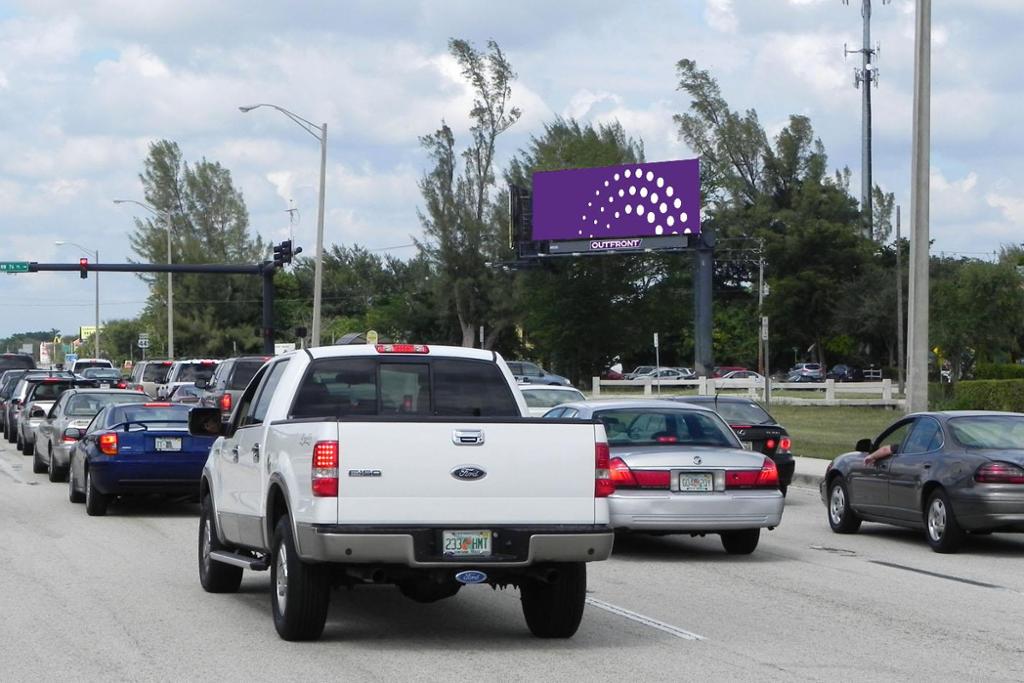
271,515,330,641
720,528,760,555
198,496,243,593
84,468,109,517
520,562,586,638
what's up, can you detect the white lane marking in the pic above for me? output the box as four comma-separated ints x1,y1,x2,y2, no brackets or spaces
586,597,705,640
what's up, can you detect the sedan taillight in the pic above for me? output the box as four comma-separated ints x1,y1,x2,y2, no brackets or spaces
975,462,1024,484
609,457,670,489
725,457,779,489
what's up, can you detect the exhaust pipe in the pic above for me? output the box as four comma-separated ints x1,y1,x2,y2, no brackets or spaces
345,567,386,583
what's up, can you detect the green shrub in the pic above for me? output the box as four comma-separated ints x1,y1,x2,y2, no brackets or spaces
973,363,1024,380
933,380,1024,411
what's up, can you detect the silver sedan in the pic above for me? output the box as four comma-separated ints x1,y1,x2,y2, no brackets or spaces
33,388,150,482
544,399,785,554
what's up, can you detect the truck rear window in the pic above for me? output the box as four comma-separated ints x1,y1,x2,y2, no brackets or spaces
290,357,519,419
143,363,172,382
228,361,264,390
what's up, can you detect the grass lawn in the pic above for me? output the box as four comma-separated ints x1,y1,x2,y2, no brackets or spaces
765,405,901,460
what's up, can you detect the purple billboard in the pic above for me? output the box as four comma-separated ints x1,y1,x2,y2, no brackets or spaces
531,159,700,242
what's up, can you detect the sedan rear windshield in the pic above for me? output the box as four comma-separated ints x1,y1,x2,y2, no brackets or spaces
67,393,150,416
594,409,740,448
522,388,585,408
290,357,519,419
74,361,112,372
81,368,122,380
0,355,35,371
948,416,1024,449
704,401,774,426
28,382,80,402
108,404,190,427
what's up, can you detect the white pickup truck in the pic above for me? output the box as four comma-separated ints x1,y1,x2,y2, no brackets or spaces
188,343,614,641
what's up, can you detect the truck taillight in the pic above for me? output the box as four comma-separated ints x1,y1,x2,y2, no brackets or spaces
99,433,118,456
609,457,670,489
725,457,779,489
595,442,614,497
375,344,429,354
219,393,232,412
975,462,1024,484
312,441,339,497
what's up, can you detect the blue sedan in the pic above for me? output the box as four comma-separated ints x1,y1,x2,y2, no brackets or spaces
68,402,217,516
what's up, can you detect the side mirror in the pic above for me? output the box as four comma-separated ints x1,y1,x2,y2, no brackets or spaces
855,438,873,453
11,398,21,406
188,407,225,438
194,378,208,390
30,406,46,418
63,427,84,442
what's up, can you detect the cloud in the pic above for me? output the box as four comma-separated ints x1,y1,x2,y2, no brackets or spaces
705,0,738,33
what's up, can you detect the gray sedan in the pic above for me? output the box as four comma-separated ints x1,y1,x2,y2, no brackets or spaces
821,411,1024,553
545,399,785,554
32,389,150,482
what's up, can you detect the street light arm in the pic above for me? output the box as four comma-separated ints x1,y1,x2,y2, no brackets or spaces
239,103,323,141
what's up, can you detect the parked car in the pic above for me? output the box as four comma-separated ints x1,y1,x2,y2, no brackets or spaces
506,360,571,386
670,396,794,495
635,367,693,381
15,376,98,455
789,362,824,380
827,364,863,382
68,402,219,516
0,352,36,373
822,411,1024,553
129,360,174,396
624,366,656,380
5,372,77,444
32,388,150,481
196,355,269,421
545,399,784,554
70,358,114,374
79,367,130,389
719,370,765,383
519,385,587,417
156,359,220,398
711,365,748,378
784,372,820,383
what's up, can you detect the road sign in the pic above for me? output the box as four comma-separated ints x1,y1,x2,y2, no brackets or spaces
761,316,769,342
137,338,150,349
367,330,379,345
653,332,659,348
139,332,150,340
0,262,29,273
65,353,78,365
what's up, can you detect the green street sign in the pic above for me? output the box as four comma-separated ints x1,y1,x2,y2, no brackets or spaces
0,262,29,273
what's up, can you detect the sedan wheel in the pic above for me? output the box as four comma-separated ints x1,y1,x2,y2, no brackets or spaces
924,489,964,553
827,478,862,534
84,469,109,517
68,465,85,503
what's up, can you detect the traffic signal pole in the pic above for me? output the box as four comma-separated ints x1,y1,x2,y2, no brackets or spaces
26,252,291,355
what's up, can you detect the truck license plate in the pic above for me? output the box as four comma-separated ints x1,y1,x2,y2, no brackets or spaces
442,530,492,557
679,472,713,492
155,437,181,452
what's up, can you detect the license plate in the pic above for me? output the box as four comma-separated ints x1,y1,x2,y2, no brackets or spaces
100,383,111,389
741,440,753,450
155,437,181,452
679,472,713,492
442,530,492,557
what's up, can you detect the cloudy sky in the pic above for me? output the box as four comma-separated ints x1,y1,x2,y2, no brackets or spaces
0,0,1020,341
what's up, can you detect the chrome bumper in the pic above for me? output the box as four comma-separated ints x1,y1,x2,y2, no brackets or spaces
609,489,785,531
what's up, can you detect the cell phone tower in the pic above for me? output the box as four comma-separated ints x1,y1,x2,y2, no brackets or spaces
844,0,890,238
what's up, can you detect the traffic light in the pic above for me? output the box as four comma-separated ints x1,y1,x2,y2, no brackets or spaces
79,257,88,279
272,240,297,267
272,243,283,266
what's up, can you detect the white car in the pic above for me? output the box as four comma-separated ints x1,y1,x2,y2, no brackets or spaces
70,358,113,375
156,359,219,398
520,385,587,417
719,370,765,383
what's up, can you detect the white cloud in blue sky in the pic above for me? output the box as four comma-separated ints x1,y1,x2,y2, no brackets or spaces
0,0,1021,338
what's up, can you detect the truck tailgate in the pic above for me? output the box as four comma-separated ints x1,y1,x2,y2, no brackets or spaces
335,420,599,525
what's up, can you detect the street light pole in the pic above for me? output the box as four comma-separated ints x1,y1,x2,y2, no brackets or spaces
240,103,328,347
114,199,174,358
54,242,100,357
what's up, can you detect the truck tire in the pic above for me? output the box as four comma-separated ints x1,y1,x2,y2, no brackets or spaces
520,562,586,638
198,496,243,593
84,468,109,516
271,515,330,641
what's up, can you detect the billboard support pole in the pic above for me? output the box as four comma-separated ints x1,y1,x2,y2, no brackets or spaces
694,226,714,377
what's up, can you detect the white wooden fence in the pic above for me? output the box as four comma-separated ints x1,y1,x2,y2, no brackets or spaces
591,377,904,408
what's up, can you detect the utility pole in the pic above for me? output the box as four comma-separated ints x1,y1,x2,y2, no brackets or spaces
757,239,765,377
844,0,890,238
907,0,931,413
895,205,905,395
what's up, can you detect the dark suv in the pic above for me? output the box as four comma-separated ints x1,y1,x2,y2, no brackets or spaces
197,355,269,421
672,395,795,495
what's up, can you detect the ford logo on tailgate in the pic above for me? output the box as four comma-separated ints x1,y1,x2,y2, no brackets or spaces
451,466,486,481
